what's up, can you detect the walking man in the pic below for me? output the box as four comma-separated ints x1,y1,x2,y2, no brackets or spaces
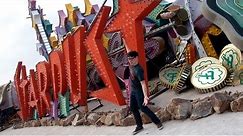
127,51,163,135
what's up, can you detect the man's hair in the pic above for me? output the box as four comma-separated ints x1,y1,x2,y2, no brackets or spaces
127,51,138,57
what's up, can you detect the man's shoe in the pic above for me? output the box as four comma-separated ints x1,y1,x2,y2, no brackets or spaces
132,126,144,135
156,122,164,130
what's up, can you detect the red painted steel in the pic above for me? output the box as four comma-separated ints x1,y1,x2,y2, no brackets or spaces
62,27,87,105
105,0,162,92
49,51,68,101
36,62,52,115
84,6,126,105
19,79,31,121
73,27,87,106
28,70,42,117
14,62,30,121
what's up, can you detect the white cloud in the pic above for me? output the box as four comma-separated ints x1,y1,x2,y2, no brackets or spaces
0,0,113,85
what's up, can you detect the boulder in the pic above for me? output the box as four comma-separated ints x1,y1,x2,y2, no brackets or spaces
119,107,130,119
51,119,60,126
99,114,107,124
60,113,76,126
75,118,87,126
23,121,31,127
13,122,24,129
231,91,243,100
155,108,171,123
47,119,54,126
190,97,214,120
167,98,192,120
104,113,114,126
112,112,123,126
72,113,85,126
31,120,41,127
120,115,136,126
230,96,243,112
39,117,50,126
87,113,100,125
211,92,233,113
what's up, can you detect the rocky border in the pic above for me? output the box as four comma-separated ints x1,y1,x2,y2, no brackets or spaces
12,91,243,129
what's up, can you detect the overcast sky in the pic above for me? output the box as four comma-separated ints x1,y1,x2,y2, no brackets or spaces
0,0,113,85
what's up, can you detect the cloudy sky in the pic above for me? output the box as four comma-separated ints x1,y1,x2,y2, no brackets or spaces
0,0,113,85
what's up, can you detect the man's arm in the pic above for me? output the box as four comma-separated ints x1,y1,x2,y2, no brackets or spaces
136,65,149,105
140,80,149,106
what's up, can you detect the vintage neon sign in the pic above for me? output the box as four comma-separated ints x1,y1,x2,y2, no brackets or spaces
14,1,161,121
